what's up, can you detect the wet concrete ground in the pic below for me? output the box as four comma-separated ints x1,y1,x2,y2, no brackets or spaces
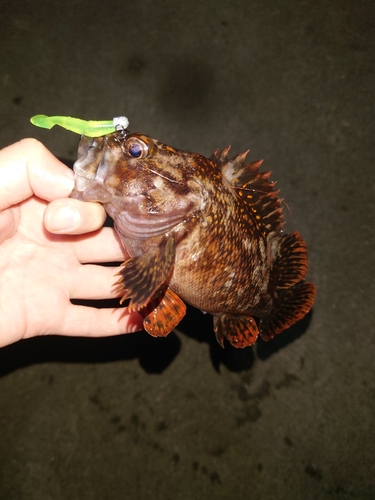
0,1,374,499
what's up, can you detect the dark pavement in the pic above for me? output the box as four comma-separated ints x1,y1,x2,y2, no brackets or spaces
0,1,374,498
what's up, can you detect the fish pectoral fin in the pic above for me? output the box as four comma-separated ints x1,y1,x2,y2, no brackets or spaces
213,314,259,348
142,288,187,337
117,236,175,311
260,281,316,341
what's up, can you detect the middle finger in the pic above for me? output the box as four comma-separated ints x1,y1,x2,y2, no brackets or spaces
70,263,125,300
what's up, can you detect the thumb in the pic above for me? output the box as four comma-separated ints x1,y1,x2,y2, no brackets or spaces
44,198,107,235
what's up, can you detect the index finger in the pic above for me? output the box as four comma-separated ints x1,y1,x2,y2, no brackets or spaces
0,138,75,211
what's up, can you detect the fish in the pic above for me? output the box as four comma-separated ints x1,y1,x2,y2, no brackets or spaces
70,129,316,348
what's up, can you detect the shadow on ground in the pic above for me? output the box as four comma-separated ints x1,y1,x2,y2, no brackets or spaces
0,301,313,378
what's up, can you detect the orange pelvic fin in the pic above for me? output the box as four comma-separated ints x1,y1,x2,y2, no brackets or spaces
142,287,187,338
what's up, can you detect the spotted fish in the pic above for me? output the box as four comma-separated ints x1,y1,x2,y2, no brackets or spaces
71,130,316,348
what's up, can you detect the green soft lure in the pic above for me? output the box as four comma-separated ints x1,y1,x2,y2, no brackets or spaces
30,114,129,137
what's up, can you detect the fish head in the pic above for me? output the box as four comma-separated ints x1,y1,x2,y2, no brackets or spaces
71,132,204,239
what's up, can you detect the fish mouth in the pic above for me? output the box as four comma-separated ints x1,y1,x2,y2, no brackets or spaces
73,173,94,193
71,136,115,203
70,173,114,203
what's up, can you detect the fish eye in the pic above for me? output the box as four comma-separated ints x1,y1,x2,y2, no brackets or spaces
125,138,149,159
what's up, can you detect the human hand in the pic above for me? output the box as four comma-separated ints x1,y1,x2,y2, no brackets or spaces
0,138,143,348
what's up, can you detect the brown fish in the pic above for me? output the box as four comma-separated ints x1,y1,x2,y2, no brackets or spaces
71,130,316,348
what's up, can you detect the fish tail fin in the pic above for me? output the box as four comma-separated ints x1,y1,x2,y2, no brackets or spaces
260,281,316,341
260,231,316,340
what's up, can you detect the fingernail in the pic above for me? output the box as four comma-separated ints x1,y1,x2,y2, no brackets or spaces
46,205,80,233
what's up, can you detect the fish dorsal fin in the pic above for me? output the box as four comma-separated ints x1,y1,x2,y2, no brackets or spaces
211,147,284,237
209,146,232,169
